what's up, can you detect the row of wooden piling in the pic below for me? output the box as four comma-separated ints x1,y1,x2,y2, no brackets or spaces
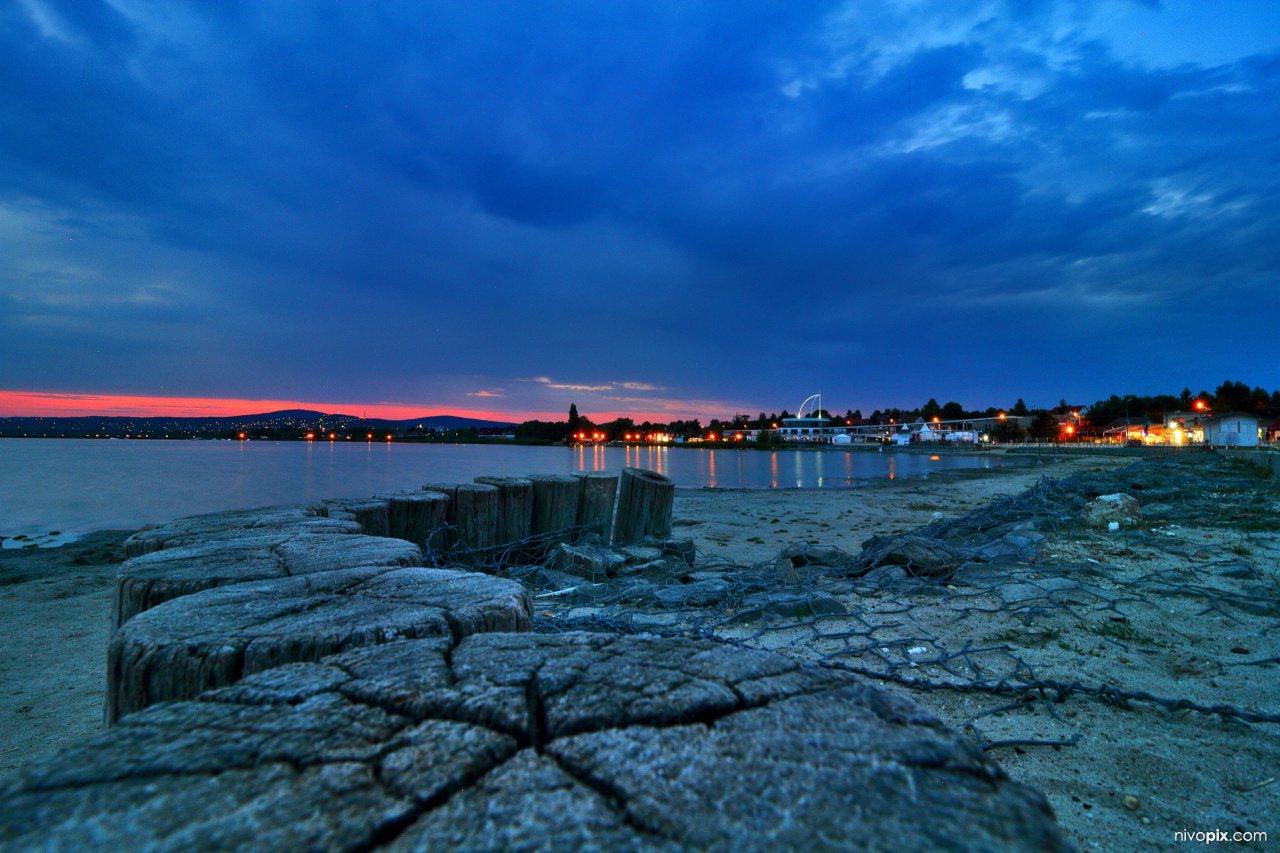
342,467,675,554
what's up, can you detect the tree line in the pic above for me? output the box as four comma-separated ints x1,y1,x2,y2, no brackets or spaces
521,380,1279,444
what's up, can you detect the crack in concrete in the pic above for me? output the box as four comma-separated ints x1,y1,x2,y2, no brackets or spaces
544,750,681,847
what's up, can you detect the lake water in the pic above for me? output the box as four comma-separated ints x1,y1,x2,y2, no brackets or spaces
0,439,1027,543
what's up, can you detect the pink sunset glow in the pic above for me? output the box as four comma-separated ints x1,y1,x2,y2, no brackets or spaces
0,391,516,422
0,391,712,424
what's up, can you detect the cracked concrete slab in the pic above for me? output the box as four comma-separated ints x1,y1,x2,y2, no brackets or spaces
123,505,361,558
5,633,1070,852
106,568,533,723
112,533,423,628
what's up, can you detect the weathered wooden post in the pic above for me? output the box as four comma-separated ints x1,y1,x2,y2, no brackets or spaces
453,483,499,552
527,474,582,537
474,476,534,544
611,467,675,546
387,490,451,551
423,482,459,550
345,499,390,538
574,471,619,536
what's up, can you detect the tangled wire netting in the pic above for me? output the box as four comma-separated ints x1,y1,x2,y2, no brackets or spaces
428,454,1280,740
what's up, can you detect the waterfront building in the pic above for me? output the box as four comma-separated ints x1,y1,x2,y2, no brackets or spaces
1202,413,1264,447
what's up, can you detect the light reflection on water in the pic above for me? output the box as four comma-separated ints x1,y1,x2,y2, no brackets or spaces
0,439,1026,539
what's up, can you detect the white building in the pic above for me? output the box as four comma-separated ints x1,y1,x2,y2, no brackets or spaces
1202,413,1264,447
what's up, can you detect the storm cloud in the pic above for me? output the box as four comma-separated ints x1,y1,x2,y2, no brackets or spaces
1,1,1277,418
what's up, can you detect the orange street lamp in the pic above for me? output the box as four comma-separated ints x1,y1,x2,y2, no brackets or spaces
998,413,1006,420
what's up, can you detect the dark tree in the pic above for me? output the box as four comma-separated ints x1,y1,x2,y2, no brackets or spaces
988,419,1026,443
1012,398,1029,416
568,403,580,437
921,399,941,419
941,401,964,420
1028,411,1059,441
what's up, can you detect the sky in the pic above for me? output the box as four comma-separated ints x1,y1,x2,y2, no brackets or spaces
1,1,1277,422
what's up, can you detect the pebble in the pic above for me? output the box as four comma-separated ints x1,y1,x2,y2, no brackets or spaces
1122,795,1140,811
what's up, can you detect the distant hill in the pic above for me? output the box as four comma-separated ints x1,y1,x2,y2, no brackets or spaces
379,415,515,430
0,410,516,438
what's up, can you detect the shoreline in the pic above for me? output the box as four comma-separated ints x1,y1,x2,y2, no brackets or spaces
5,453,1275,852
0,454,1115,781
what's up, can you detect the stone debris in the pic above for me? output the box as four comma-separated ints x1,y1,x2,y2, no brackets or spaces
656,537,697,566
780,542,852,568
617,544,662,564
1080,493,1142,529
551,542,627,581
866,535,963,577
725,591,848,624
653,577,732,608
2,634,1070,852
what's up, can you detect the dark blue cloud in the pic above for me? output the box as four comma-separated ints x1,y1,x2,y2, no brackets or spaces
0,0,1276,415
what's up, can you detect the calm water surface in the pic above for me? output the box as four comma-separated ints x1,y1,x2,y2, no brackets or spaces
0,439,1027,542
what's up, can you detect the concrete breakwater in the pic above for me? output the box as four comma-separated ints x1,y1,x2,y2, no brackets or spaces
0,467,1069,852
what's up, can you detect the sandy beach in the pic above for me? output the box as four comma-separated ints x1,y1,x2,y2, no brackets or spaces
2,452,1276,852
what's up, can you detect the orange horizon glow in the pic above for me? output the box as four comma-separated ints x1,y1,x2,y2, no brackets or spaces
0,390,721,425
0,390,518,422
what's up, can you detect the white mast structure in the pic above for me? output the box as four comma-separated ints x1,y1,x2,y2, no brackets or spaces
797,393,822,420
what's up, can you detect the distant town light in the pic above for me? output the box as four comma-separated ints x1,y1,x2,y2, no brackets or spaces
306,433,314,440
